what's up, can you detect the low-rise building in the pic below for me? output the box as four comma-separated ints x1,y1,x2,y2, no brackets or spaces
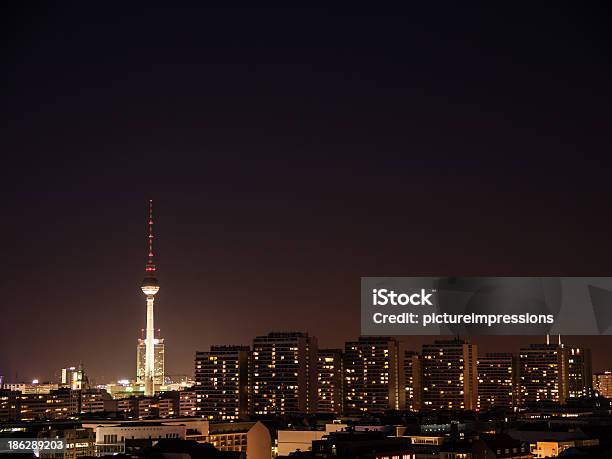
440,434,531,459
136,396,156,417
80,388,111,413
158,397,178,418
18,389,79,421
506,427,598,457
0,390,20,422
179,389,197,417
82,419,201,455
206,421,271,459
278,430,327,456
311,431,415,459
117,397,137,414
403,435,446,446
278,424,347,456
3,383,59,394
532,438,599,458
38,427,96,459
83,418,270,459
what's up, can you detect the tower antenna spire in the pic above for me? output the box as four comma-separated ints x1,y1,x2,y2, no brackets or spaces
145,199,156,273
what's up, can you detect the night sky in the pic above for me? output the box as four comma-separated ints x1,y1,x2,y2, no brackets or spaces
1,5,612,384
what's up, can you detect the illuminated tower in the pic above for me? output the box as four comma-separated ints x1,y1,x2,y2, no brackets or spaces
141,199,160,397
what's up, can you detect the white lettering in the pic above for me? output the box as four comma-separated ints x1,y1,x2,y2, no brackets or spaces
371,288,434,306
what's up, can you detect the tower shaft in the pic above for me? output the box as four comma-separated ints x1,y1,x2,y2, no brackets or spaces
144,296,155,396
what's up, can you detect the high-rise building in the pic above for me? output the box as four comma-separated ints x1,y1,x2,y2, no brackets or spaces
343,337,399,414
316,349,343,414
477,353,516,410
566,347,593,398
421,339,478,410
518,343,568,405
400,350,422,411
594,371,612,397
140,200,161,397
252,332,317,414
137,334,165,385
61,365,85,390
195,345,251,420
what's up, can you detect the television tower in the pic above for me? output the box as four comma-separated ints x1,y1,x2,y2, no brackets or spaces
141,199,160,397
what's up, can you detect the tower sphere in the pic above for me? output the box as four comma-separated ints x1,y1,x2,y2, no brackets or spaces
141,276,160,296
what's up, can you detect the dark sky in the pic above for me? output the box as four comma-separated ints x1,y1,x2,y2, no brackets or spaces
1,5,612,383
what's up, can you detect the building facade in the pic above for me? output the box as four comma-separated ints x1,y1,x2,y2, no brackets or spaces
80,388,112,413
17,388,79,421
60,366,85,390
195,345,250,420
3,383,58,394
179,389,197,416
86,421,187,455
38,427,96,459
206,421,272,459
252,332,317,414
137,336,165,386
478,353,517,410
401,350,422,411
421,339,478,410
0,390,20,422
519,343,568,405
343,337,400,414
316,349,343,414
566,347,593,398
594,371,612,397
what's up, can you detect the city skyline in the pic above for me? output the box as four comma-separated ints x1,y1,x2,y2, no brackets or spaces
1,334,598,419
2,195,611,382
2,195,612,382
2,327,609,386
